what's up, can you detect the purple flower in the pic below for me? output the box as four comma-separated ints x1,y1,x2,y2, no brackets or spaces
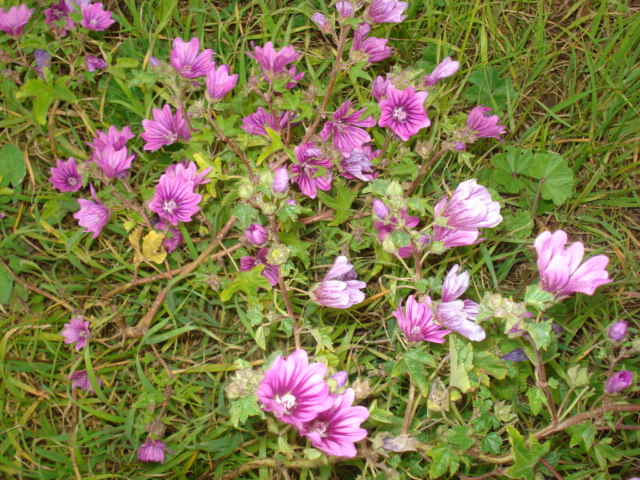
311,256,366,309
331,371,348,388
423,57,460,87
138,439,172,463
74,185,109,238
170,37,213,79
352,23,393,63
312,13,332,34
80,3,115,31
245,223,268,247
340,145,379,182
240,248,279,286
247,42,304,89
434,179,502,229
257,349,333,426
466,106,507,141
335,1,360,17
378,84,430,141
299,388,369,458
94,146,135,178
608,321,627,343
149,175,202,226
534,230,612,299
291,142,333,199
34,50,52,77
45,0,74,36
393,295,451,343
141,105,191,151
373,199,390,219
373,201,422,258
367,0,408,23
320,100,376,152
88,125,135,157
205,63,238,100
85,55,107,72
435,265,485,342
605,371,633,394
50,157,82,192
0,4,33,37
372,74,391,100
61,314,90,350
502,348,528,362
164,160,212,186
272,167,289,193
156,221,183,254
70,370,103,393
241,107,293,136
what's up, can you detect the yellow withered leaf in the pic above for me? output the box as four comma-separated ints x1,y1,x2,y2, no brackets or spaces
129,226,144,265
141,230,167,264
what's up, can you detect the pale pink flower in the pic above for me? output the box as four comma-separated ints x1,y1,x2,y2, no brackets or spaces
423,57,460,87
74,185,109,238
205,63,238,100
311,256,365,309
291,142,332,199
367,0,408,23
80,3,115,31
352,23,393,63
50,158,82,192
138,439,172,463
61,314,90,350
141,105,191,151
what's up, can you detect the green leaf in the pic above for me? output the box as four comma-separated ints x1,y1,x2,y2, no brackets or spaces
474,350,508,380
526,320,553,350
527,152,574,206
317,178,358,226
448,425,474,450
524,284,555,310
0,266,14,305
257,128,284,164
490,147,534,193
229,394,265,427
368,408,394,424
429,445,460,478
404,357,430,396
568,423,596,450
220,267,271,302
348,61,372,83
309,327,334,352
502,210,533,239
505,426,550,480
463,66,515,111
526,387,547,416
449,335,473,393
481,433,502,454
0,144,25,187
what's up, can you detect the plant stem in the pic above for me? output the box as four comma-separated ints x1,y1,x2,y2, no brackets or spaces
406,148,446,197
401,382,416,434
208,111,255,181
528,334,559,424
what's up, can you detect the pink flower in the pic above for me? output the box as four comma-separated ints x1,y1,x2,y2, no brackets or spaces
340,145,379,182
241,107,293,136
311,256,366,309
50,158,82,192
0,4,33,37
300,388,369,458
141,105,191,151
423,57,460,87
335,1,360,17
94,146,135,178
367,0,408,23
378,84,430,141
312,13,332,34
70,370,103,393
434,179,502,229
432,226,482,249
393,295,451,343
534,230,612,299
272,167,289,193
352,23,393,63
156,221,183,253
74,184,109,238
247,42,304,89
34,50,51,77
80,3,115,31
291,142,332,199
85,55,107,72
608,321,627,343
170,37,213,79
372,74,391,100
320,100,376,152
373,200,423,258
205,63,238,100
245,223,268,247
88,125,135,158
240,248,279,287
44,0,73,37
257,349,333,427
138,439,172,463
61,314,90,350
164,160,212,186
605,371,633,394
149,175,202,226
465,105,507,141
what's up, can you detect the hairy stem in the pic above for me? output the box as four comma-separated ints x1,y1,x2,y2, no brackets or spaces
208,112,255,181
406,148,446,197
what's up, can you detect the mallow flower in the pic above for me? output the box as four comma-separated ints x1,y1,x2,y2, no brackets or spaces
311,256,366,309
137,439,172,463
393,295,451,343
608,321,627,343
61,314,90,350
149,174,202,226
605,371,633,394
74,184,109,238
141,105,191,151
70,370,103,393
366,0,408,23
320,100,376,153
290,142,332,199
352,23,393,63
247,42,304,89
240,248,279,287
50,157,82,192
80,3,115,31
423,57,460,87
378,84,430,141
205,63,238,100
0,4,34,37
170,37,213,78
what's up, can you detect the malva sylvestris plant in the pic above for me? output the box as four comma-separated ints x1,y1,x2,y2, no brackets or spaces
0,1,636,478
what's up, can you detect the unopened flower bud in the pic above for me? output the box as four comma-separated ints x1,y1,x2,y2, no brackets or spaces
502,348,527,362
373,199,389,219
381,434,418,453
238,183,254,200
386,181,404,199
272,167,289,193
428,240,445,254
331,371,348,388
261,202,277,215
245,223,268,247
266,244,289,265
605,370,633,394
225,367,263,399
382,235,397,254
608,321,627,342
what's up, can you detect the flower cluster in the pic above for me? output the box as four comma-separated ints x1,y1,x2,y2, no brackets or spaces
257,350,369,457
88,125,136,179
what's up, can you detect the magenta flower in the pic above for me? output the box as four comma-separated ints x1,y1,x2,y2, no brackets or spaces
88,125,135,158
45,0,73,36
245,223,268,247
257,349,333,426
149,175,202,226
138,439,172,463
164,160,212,186
94,146,135,179
393,295,451,343
534,230,612,299
605,371,633,394
291,142,333,199
300,388,369,458
70,370,103,393
335,1,360,17
80,3,115,31
74,185,109,238
205,63,238,100
340,145,379,182
241,107,293,136
50,158,82,192
311,256,366,309
320,100,376,152
367,0,408,23
378,85,430,141
240,248,279,287
0,4,33,36
85,55,107,72
247,42,304,89
170,37,213,79
608,321,627,343
423,57,460,87
466,106,507,141
434,179,502,229
272,167,290,193
156,221,183,254
61,314,90,350
352,23,393,63
372,74,391,100
141,105,191,151
373,200,422,258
